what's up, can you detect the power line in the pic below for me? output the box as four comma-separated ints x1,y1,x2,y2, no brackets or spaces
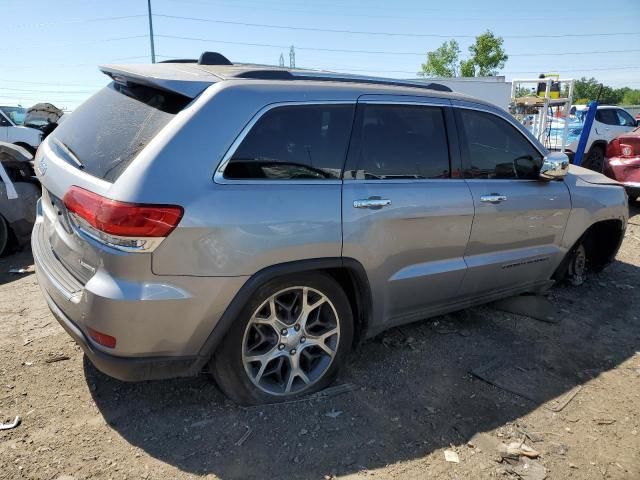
0,78,105,87
5,14,146,30
0,86,95,94
157,34,640,58
0,35,148,52
154,13,640,39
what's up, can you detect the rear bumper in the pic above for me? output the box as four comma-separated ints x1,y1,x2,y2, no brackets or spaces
31,201,248,380
40,287,199,381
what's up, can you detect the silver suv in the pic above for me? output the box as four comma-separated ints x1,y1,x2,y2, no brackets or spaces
32,53,628,405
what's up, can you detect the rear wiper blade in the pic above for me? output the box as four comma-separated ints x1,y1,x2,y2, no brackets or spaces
53,138,84,170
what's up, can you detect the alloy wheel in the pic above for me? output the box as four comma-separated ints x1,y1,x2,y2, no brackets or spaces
241,286,340,396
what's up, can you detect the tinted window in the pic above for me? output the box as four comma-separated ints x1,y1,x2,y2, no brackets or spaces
50,82,190,182
345,104,450,180
0,114,10,127
458,109,543,179
616,109,635,127
596,109,619,126
224,105,354,180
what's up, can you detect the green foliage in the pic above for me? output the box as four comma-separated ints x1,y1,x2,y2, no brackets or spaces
467,31,508,76
568,77,640,105
514,85,534,98
420,40,460,77
420,30,508,78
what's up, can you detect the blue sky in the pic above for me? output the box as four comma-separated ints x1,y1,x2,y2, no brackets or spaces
1,0,639,109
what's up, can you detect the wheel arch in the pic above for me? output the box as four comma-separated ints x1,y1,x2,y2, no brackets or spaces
194,257,372,371
554,218,625,280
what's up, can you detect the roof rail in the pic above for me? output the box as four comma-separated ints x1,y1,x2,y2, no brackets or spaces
158,58,197,64
286,71,453,92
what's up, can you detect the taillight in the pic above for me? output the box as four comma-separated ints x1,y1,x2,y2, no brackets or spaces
620,144,634,157
63,186,183,252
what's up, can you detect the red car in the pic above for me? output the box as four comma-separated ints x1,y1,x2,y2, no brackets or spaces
605,127,640,201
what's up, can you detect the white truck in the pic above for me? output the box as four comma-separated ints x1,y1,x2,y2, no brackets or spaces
0,106,44,154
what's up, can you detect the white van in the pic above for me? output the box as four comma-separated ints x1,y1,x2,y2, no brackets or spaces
0,106,43,154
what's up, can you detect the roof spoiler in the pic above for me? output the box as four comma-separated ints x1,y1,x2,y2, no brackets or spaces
99,63,219,98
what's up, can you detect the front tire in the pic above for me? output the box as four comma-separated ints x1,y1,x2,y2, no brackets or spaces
0,215,9,256
211,272,353,405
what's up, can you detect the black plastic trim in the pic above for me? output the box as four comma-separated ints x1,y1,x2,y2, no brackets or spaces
193,257,372,371
43,290,199,381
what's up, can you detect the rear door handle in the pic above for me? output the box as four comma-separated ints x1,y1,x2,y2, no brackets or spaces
353,197,392,209
480,194,507,204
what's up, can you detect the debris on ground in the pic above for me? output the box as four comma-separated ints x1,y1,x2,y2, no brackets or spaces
469,433,539,461
234,426,252,447
444,449,460,463
324,409,343,418
9,266,35,274
45,355,70,364
0,416,21,431
503,458,547,480
490,295,561,324
470,357,582,412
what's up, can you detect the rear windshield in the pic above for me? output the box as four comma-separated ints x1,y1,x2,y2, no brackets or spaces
49,82,191,182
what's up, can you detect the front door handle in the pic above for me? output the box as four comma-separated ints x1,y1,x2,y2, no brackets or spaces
353,197,392,209
480,194,507,204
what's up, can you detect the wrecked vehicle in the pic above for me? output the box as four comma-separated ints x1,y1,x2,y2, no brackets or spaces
605,127,640,201
24,103,65,139
0,142,39,255
31,54,628,405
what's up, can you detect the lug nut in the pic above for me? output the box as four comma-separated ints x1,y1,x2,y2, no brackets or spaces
278,344,285,350
281,328,288,335
290,349,297,355
300,337,306,343
294,324,300,331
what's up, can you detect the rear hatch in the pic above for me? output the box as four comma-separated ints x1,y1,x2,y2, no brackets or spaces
36,64,215,286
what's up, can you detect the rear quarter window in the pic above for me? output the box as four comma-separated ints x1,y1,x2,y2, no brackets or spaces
49,82,190,182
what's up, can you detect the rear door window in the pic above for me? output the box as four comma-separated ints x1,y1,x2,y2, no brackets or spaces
344,104,450,180
49,82,190,182
615,109,636,127
457,108,543,179
224,104,354,180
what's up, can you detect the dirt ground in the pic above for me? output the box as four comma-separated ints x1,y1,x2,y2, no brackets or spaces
1,205,639,480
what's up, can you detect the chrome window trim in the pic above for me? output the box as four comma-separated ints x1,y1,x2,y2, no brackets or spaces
451,102,547,160
213,100,356,186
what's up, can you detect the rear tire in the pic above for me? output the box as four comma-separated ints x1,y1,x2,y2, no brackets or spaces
583,145,605,173
0,215,9,257
211,272,353,405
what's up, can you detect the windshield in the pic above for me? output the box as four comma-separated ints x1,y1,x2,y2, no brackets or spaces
0,106,27,125
49,82,191,182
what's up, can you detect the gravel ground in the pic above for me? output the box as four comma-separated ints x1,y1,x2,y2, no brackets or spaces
0,204,639,480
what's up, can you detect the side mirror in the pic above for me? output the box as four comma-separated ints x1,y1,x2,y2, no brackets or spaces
539,152,569,180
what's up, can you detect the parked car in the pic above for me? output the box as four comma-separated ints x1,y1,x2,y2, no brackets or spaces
0,105,43,154
32,54,628,405
546,105,638,172
605,127,640,201
0,142,39,255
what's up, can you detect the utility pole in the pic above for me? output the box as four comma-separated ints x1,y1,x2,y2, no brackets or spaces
147,0,156,64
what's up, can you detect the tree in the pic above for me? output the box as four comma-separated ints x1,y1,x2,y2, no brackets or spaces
571,77,625,104
420,40,460,77
420,30,508,78
467,31,508,76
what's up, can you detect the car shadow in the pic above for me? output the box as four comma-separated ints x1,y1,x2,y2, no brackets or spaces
85,251,640,479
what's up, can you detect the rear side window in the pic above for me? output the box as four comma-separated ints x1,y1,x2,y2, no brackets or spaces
49,82,190,182
345,104,450,180
457,108,543,180
224,104,354,180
